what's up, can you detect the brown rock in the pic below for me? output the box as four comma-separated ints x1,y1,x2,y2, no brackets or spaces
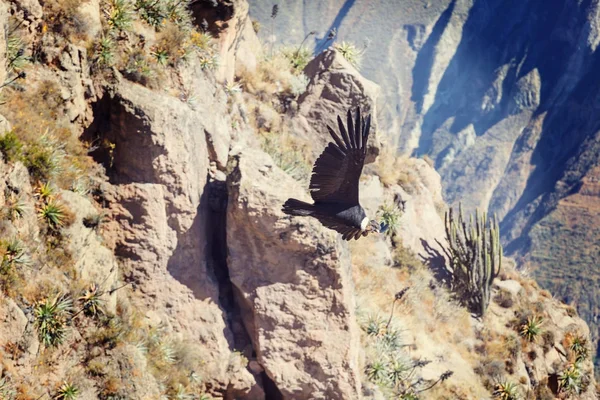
103,80,255,395
293,49,382,164
226,146,361,399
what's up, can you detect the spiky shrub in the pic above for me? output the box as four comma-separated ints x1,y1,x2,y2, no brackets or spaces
34,294,73,347
260,133,311,183
378,203,403,237
55,381,79,400
94,36,115,67
106,0,133,31
442,204,502,316
0,130,23,162
334,41,363,70
567,334,589,362
493,381,519,400
23,133,66,182
38,199,67,230
0,238,31,272
78,283,105,317
135,0,166,27
363,314,386,337
559,363,582,395
365,359,389,384
36,182,56,202
4,194,27,221
6,27,29,73
520,316,543,342
280,46,312,72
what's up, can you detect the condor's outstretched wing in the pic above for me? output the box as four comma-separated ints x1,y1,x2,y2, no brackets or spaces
309,107,371,205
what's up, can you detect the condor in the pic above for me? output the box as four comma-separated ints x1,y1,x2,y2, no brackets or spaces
282,107,386,240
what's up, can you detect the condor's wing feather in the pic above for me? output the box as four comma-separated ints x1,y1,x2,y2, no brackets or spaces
309,107,372,205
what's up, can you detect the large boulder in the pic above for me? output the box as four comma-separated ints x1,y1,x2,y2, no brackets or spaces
226,146,362,399
293,49,382,163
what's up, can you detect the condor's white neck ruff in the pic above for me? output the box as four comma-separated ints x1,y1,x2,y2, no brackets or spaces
360,217,369,230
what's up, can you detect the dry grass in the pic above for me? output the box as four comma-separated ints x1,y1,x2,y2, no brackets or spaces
375,145,420,190
239,48,309,98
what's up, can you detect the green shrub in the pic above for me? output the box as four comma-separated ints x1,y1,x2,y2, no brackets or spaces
568,334,589,362
55,381,79,400
559,363,582,394
260,133,311,183
378,203,403,237
135,0,166,27
365,359,389,384
23,134,66,182
38,199,67,229
4,194,28,221
106,0,134,31
0,131,23,162
281,46,312,72
492,381,519,400
520,316,543,342
34,293,73,347
78,283,105,318
1,238,31,273
94,36,115,67
334,41,363,70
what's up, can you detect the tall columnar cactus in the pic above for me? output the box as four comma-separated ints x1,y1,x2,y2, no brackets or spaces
443,204,502,316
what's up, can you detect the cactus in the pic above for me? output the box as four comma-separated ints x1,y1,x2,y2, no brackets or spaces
443,204,502,316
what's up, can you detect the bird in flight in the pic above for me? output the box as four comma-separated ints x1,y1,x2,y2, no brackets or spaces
282,107,387,240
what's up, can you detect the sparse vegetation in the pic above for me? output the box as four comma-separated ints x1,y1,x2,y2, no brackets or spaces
106,0,134,31
520,316,543,342
0,130,23,162
493,381,519,399
55,381,79,400
378,203,403,237
334,41,363,70
559,363,582,395
38,199,67,230
260,131,312,183
34,293,73,347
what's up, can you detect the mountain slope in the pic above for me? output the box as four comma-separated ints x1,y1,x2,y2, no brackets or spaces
248,0,600,369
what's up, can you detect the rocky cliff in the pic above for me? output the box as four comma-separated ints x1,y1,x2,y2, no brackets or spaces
249,0,600,372
0,0,596,398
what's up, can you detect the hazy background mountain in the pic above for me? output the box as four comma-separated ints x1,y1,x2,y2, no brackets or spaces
248,0,600,366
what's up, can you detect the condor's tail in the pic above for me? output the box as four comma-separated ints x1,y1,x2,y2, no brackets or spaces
282,198,314,216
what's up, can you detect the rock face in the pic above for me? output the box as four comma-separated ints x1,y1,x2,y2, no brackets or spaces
96,77,255,396
226,146,361,399
293,49,382,163
249,0,600,369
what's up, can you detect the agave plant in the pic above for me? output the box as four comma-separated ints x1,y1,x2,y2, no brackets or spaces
78,283,105,317
1,238,31,271
34,294,73,347
55,381,79,400
520,316,544,342
38,199,67,229
559,363,582,394
568,334,589,362
363,314,385,337
36,181,56,202
493,381,519,399
365,359,389,384
334,41,363,70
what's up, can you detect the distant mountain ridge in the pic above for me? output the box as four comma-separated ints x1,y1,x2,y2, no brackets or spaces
248,0,600,370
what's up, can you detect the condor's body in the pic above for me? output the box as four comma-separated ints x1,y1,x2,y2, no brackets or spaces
282,107,380,241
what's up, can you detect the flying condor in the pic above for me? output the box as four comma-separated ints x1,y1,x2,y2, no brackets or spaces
282,107,387,240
